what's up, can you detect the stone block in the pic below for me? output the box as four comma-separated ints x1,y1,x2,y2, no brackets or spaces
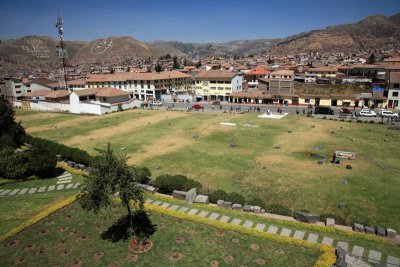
375,225,386,237
152,201,162,206
145,186,156,193
186,188,197,205
243,220,253,228
280,228,291,237
172,190,187,201
293,230,305,240
253,206,261,213
351,245,364,258
178,207,189,213
217,200,224,207
293,210,318,223
386,228,397,238
145,199,153,204
231,218,241,225
198,211,209,218
48,185,55,191
223,201,232,209
267,225,278,234
232,203,242,211
194,194,209,204
187,209,199,215
307,233,319,243
255,223,265,231
8,189,20,196
387,256,400,266
242,204,252,212
219,215,230,223
326,218,335,227
161,203,171,208
336,241,349,252
28,188,37,193
367,250,381,263
352,223,364,232
364,226,375,234
208,213,219,220
168,205,180,211
321,236,333,246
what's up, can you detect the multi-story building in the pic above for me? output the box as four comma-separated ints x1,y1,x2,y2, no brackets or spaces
306,66,340,79
83,71,192,101
0,78,24,104
194,70,243,101
388,72,400,109
244,66,270,89
269,70,294,95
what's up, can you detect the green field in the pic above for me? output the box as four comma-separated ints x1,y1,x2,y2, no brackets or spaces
16,109,400,231
0,201,321,266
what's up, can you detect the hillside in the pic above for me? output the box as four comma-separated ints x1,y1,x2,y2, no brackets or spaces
269,14,400,55
0,36,84,77
71,36,157,64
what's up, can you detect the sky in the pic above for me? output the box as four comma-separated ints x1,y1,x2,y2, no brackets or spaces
1,0,400,43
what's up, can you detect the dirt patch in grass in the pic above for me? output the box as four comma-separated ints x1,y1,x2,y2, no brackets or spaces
26,115,94,133
225,255,234,262
126,254,138,262
255,258,266,265
63,111,186,148
168,252,183,262
250,244,260,251
6,239,19,247
23,243,35,252
94,251,104,261
175,236,185,244
210,260,219,267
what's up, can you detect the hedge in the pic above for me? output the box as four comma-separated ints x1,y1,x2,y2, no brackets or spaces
0,193,79,243
23,135,92,166
145,203,336,267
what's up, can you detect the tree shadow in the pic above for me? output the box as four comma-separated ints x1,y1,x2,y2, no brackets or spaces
101,210,156,243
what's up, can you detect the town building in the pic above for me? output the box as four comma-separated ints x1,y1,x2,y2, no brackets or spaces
84,71,192,101
388,72,400,109
194,70,243,101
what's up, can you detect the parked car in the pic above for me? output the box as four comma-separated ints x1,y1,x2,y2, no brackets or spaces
152,100,162,106
340,107,352,114
380,110,399,118
314,106,334,115
359,110,376,117
191,104,204,110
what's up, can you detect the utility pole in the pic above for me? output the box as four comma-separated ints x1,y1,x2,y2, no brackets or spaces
55,16,69,91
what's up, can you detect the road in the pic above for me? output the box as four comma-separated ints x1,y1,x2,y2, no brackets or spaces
149,101,399,123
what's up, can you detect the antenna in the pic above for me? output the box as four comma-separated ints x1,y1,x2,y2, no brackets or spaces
55,15,69,91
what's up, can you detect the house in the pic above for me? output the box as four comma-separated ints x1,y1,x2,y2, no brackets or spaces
194,70,243,101
70,87,142,115
244,66,270,89
388,72,400,109
305,66,340,81
0,78,24,104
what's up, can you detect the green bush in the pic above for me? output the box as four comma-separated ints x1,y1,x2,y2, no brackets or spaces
246,197,266,209
0,148,29,179
26,147,57,177
134,166,151,184
225,192,246,204
154,174,202,194
23,135,92,165
209,189,228,203
266,204,292,216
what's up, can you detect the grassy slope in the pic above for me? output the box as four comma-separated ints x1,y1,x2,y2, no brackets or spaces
0,202,320,267
16,110,400,232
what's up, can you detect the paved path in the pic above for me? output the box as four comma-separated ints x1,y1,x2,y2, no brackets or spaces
0,172,80,197
145,198,400,267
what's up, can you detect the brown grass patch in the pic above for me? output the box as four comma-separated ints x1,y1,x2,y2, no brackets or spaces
63,111,186,148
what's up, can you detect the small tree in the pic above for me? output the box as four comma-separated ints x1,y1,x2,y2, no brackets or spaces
155,62,163,73
80,143,149,240
367,53,376,64
0,97,25,148
172,56,180,69
195,60,202,68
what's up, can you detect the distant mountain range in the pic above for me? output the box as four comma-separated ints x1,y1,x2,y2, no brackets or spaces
0,13,399,76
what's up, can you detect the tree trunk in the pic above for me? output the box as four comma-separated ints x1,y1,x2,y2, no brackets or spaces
124,196,134,234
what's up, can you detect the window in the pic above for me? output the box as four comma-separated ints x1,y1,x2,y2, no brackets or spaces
305,99,310,103
89,95,95,100
16,90,21,94
79,96,86,101
394,83,400,89
103,97,107,102
218,87,223,90
393,92,399,97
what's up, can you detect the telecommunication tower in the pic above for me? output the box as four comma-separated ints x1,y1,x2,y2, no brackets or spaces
55,16,69,90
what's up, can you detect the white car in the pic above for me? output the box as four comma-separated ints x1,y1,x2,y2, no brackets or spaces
380,110,399,118
359,110,376,117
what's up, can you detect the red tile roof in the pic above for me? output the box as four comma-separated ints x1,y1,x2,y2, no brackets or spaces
86,71,191,83
245,66,270,76
195,70,235,79
23,89,52,97
45,90,70,99
95,87,129,97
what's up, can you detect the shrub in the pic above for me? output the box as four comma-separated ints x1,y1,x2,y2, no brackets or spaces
23,135,92,165
134,166,151,184
225,192,246,204
209,189,228,203
182,178,202,191
26,147,57,177
266,203,292,216
0,148,29,179
357,120,362,123
369,120,374,124
246,197,266,209
154,174,202,194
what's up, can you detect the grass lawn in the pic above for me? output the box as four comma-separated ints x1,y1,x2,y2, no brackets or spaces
16,109,400,231
0,174,84,236
0,201,321,266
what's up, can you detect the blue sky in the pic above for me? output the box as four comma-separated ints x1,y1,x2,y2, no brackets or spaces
1,0,400,43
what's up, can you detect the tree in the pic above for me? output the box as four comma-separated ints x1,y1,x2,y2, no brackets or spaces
80,143,149,240
195,60,202,68
172,56,180,69
367,53,376,64
155,62,163,73
0,97,25,148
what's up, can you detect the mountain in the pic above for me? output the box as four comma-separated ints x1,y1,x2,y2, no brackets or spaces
70,36,157,64
0,36,85,76
149,39,283,57
268,14,400,55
